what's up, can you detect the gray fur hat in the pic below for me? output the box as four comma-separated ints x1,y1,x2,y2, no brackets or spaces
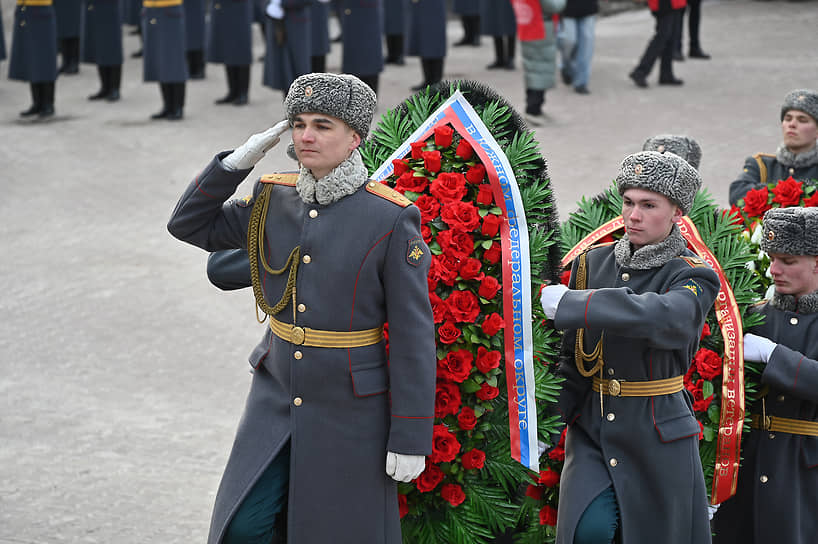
761,207,818,255
616,151,701,215
642,134,702,170
285,73,376,139
780,89,818,123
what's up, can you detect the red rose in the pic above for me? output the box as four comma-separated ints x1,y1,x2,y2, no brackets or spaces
700,322,711,340
414,194,441,224
421,224,432,243
684,360,697,389
526,484,543,500
435,380,462,417
481,312,504,336
431,254,460,286
429,292,449,323
441,200,482,232
476,184,494,206
410,141,426,159
430,172,468,203
694,348,722,380
476,382,499,401
478,275,501,300
742,186,772,218
438,229,475,261
431,424,461,463
475,346,502,374
434,125,454,148
457,406,477,430
690,379,714,412
804,192,818,207
416,462,444,492
445,290,481,322
392,159,410,177
557,427,567,448
437,320,462,345
422,150,442,173
483,241,502,264
394,172,428,194
438,349,474,383
459,257,485,281
428,275,438,292
771,176,804,206
465,163,487,184
455,139,474,160
698,420,705,440
398,493,409,518
539,505,558,526
548,446,565,462
539,467,560,487
440,483,466,507
461,448,486,470
481,214,503,238
560,269,571,286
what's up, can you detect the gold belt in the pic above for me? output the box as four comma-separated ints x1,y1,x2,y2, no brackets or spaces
17,0,52,5
143,0,182,7
592,375,684,397
751,414,818,437
268,315,383,348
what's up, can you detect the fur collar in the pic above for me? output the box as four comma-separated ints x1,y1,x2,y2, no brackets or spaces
296,149,368,205
770,290,818,314
776,143,818,169
614,224,687,270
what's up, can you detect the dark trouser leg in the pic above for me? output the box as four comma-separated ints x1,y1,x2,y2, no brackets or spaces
188,50,205,79
223,443,291,544
505,34,516,68
659,10,682,81
233,64,249,105
38,81,55,118
20,82,42,116
525,88,544,115
311,55,325,73
428,57,443,86
216,65,237,104
634,11,676,78
89,66,109,100
106,65,121,101
573,486,620,544
65,37,80,74
488,36,505,69
384,34,404,64
466,15,480,45
687,0,709,56
151,83,172,119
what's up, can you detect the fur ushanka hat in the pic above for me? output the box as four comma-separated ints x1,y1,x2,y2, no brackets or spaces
780,89,818,124
761,207,818,256
615,151,702,215
285,73,376,139
642,134,702,170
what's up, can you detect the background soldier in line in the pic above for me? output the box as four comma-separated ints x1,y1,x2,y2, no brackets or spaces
0,7,6,65
184,0,206,79
383,0,407,66
309,0,330,73
82,0,123,101
336,0,384,94
142,0,188,120
54,0,81,74
208,0,253,105
480,0,517,69
452,0,481,47
9,0,58,118
262,0,312,98
407,0,445,91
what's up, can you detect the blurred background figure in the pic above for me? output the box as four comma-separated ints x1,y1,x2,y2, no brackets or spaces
557,0,598,95
54,0,81,74
519,0,565,126
673,0,710,60
262,0,312,98
452,0,480,47
208,0,253,105
142,0,188,120
82,0,124,101
408,0,445,91
9,0,58,118
310,0,331,72
338,0,384,93
383,0,408,66
480,0,517,69
185,0,207,79
628,0,686,87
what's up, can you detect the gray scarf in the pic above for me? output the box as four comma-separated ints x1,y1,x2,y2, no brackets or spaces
614,223,687,270
770,290,818,314
296,149,368,205
776,143,818,169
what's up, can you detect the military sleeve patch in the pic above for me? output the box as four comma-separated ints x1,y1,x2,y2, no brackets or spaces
682,279,703,297
236,194,254,208
406,237,425,266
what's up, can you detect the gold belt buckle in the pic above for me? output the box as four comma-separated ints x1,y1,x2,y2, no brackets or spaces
608,379,621,397
290,326,306,345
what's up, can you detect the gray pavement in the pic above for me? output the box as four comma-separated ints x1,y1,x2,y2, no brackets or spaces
1,1,817,542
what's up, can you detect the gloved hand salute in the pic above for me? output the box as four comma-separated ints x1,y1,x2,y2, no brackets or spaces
222,119,290,171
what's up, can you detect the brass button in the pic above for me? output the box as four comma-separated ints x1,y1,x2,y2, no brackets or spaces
293,397,303,407
88,4,94,9
789,168,795,174
768,433,775,440
149,18,156,24
21,5,26,10
760,475,768,483
608,379,621,397
607,368,615,376
344,8,351,14
291,326,306,345
293,351,302,360
302,255,311,264
309,209,318,218
790,317,798,325
214,2,220,7
621,273,630,281
20,20,25,26
297,303,306,313
609,458,618,467
777,395,785,402
606,413,616,422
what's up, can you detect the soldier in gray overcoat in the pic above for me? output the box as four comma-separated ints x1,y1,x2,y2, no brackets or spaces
184,0,206,78
452,0,480,46
262,0,312,96
479,0,516,69
54,0,81,73
383,0,407,65
309,0,330,72
167,73,436,544
541,151,718,544
142,0,188,119
337,0,383,93
729,89,818,206
82,0,124,100
712,207,818,544
407,0,445,91
208,0,253,104
9,0,58,117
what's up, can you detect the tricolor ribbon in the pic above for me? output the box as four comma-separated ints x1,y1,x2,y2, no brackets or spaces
561,216,744,504
373,91,539,472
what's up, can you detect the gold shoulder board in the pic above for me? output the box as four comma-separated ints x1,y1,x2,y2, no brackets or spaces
679,255,707,268
365,181,411,208
749,299,768,309
260,173,299,186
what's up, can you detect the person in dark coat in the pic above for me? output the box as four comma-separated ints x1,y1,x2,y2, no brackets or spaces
54,0,81,73
452,0,480,46
142,0,188,119
0,8,6,63
628,0,686,88
207,0,253,104
337,0,384,94
9,0,58,118
167,73,436,544
712,207,818,544
82,0,124,101
673,0,709,60
541,151,718,544
184,0,206,78
729,89,818,206
407,0,445,91
262,0,312,98
480,0,516,69
383,0,407,65
309,0,330,72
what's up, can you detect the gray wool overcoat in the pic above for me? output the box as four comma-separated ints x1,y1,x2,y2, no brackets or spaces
728,151,818,206
142,2,188,83
81,0,123,66
167,153,437,544
554,243,719,544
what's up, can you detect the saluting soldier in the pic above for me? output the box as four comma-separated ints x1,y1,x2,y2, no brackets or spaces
712,207,818,544
82,0,123,101
262,0,312,98
540,151,718,544
9,0,58,118
54,0,81,73
142,0,187,119
184,0,206,79
208,0,253,105
407,0,445,91
167,73,436,544
337,0,383,93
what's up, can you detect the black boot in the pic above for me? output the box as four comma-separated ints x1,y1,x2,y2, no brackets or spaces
487,37,505,69
504,36,516,69
20,82,42,117
466,15,481,46
358,74,379,95
428,57,443,86
106,65,121,101
88,66,110,100
188,49,205,79
167,82,185,120
384,34,405,65
57,39,71,74
233,64,249,105
524,88,545,126
151,83,172,119
311,55,326,73
215,65,238,104
38,82,55,118
454,16,472,46
411,58,433,91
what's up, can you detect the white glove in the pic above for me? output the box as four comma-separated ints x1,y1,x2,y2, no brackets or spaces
266,0,284,19
540,284,569,320
222,120,289,171
385,451,426,483
743,333,777,363
707,503,720,521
